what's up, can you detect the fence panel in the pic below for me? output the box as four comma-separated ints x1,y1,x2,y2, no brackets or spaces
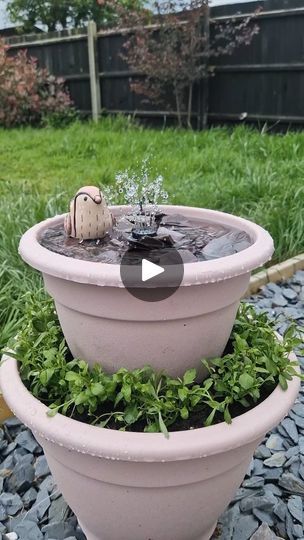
4,0,304,127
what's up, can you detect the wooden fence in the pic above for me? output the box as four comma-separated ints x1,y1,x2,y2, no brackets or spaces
5,0,304,128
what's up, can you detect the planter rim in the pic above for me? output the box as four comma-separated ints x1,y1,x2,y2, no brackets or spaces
18,205,274,286
0,354,300,462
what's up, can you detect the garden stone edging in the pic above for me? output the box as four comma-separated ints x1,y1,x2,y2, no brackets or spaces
247,253,304,296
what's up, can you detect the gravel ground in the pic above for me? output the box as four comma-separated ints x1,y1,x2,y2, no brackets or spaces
0,270,304,540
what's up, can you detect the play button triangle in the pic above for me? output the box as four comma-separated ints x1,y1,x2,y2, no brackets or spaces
142,259,165,282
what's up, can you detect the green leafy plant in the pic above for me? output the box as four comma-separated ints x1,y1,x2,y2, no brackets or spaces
2,292,302,437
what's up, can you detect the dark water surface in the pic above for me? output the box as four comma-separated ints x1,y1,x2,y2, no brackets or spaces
39,213,252,264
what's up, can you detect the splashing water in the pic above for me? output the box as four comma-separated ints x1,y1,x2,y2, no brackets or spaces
114,159,169,237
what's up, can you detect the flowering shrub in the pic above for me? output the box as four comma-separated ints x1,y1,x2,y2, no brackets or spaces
0,39,76,128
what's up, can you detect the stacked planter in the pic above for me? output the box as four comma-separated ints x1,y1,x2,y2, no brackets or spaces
0,205,300,540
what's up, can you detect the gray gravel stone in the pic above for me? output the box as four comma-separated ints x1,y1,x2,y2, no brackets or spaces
0,502,7,521
272,294,288,307
0,493,23,515
15,521,43,540
250,522,282,539
263,283,283,296
298,436,304,454
34,488,51,520
48,495,69,523
284,307,303,319
0,454,14,472
232,514,258,540
287,495,303,523
292,404,304,418
286,446,299,459
254,445,271,459
243,476,265,488
274,500,287,521
233,488,261,501
6,462,35,493
264,484,282,497
252,509,274,526
253,459,265,476
290,414,304,429
262,468,283,481
42,521,76,540
281,418,299,444
15,430,39,453
282,288,298,301
285,511,295,540
293,524,304,538
217,504,240,540
34,456,50,479
39,475,55,494
264,452,287,468
279,472,304,495
299,464,304,480
1,443,17,457
290,461,301,477
49,538,77,540
240,493,276,513
3,418,22,429
266,434,285,452
22,487,37,507
284,455,299,468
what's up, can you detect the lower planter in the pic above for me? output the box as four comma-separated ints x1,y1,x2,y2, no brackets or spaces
0,354,300,540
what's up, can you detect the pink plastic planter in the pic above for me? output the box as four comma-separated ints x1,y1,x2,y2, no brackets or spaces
19,206,274,377
0,354,300,540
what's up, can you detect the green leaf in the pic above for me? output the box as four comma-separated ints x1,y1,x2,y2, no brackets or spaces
124,404,139,424
121,384,131,402
178,387,188,401
158,412,169,439
239,373,254,390
39,368,54,386
279,374,288,390
91,383,105,396
47,407,59,417
65,371,81,382
180,406,189,419
74,392,88,406
205,408,216,427
224,407,232,424
183,369,196,385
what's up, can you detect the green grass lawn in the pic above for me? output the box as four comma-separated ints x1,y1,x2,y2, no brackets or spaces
1,118,304,349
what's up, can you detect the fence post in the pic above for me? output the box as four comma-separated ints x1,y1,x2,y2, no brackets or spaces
87,20,101,122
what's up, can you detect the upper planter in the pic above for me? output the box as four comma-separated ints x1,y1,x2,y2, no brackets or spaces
19,205,274,377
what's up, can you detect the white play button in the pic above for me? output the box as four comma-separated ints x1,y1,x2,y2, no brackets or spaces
120,248,184,302
142,259,164,282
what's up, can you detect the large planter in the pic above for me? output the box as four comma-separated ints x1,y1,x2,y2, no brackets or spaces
19,206,274,377
0,354,300,540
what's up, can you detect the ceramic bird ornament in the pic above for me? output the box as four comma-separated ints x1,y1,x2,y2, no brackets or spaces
64,186,114,241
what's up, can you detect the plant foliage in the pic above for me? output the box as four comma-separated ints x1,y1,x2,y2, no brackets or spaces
3,292,302,437
7,0,144,32
0,39,76,128
111,0,260,128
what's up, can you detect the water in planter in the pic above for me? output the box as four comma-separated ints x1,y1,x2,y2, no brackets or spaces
39,163,252,263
